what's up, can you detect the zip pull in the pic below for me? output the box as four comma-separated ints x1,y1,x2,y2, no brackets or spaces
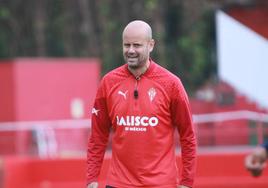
135,76,141,80
134,89,138,99
134,76,140,99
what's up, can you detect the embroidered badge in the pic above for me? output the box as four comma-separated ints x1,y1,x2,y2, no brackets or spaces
148,88,156,102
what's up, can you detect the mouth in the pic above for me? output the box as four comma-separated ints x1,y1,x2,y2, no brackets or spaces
127,56,138,62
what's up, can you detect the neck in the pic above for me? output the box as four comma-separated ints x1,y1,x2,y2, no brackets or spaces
128,60,150,78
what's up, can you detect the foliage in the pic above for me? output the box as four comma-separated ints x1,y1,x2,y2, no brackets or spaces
0,0,220,94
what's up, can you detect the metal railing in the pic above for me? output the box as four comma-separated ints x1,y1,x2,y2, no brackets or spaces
0,111,268,157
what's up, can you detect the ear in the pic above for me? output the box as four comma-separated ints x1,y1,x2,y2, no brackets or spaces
149,39,155,52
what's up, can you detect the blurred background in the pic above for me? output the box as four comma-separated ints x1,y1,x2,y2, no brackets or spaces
0,0,268,187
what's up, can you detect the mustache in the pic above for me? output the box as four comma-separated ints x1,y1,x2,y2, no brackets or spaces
126,55,138,58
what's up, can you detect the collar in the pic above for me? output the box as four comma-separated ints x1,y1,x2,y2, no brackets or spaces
124,58,156,78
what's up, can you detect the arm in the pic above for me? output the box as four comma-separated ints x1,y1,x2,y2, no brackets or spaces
245,144,268,177
87,81,112,185
171,79,197,188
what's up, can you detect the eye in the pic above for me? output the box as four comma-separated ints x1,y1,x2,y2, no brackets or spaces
123,43,130,48
133,44,142,48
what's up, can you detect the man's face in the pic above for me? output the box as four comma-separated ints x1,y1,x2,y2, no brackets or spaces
122,32,154,69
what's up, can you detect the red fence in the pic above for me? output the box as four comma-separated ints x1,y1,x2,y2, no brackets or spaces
1,153,268,188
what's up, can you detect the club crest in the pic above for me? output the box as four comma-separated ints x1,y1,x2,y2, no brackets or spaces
148,88,156,102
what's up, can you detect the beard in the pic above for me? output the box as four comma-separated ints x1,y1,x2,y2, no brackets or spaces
124,55,147,69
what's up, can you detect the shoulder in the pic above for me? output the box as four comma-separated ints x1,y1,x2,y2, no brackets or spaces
96,64,128,97
151,62,188,99
152,63,184,88
101,64,129,85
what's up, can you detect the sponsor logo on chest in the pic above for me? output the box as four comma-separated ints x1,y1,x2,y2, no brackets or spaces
116,115,159,132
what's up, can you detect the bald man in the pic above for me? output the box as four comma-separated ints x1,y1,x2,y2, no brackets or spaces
87,20,196,188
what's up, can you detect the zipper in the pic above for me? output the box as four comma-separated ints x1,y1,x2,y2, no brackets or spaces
134,76,140,99
133,76,140,112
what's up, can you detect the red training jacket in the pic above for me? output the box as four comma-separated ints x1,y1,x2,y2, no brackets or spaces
87,59,196,188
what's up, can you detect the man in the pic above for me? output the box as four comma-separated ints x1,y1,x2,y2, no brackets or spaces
87,20,196,188
245,142,268,177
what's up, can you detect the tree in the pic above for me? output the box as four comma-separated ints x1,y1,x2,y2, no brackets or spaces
0,0,230,93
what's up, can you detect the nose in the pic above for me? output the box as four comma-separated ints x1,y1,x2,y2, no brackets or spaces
128,45,135,53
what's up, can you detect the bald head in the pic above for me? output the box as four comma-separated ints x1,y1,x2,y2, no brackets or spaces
123,20,152,40
122,20,155,72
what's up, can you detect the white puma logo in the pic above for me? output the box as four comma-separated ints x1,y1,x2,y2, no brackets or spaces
118,90,128,99
91,108,100,116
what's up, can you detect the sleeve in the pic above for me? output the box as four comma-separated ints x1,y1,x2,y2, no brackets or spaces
87,79,112,184
170,78,197,187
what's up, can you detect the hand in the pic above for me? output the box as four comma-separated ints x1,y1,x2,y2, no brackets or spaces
245,146,267,177
87,182,98,188
178,185,191,188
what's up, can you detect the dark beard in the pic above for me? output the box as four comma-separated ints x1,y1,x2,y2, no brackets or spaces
127,63,140,69
125,58,146,70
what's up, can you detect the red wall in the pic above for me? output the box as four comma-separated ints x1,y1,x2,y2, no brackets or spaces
0,58,100,121
2,153,268,188
0,62,15,121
